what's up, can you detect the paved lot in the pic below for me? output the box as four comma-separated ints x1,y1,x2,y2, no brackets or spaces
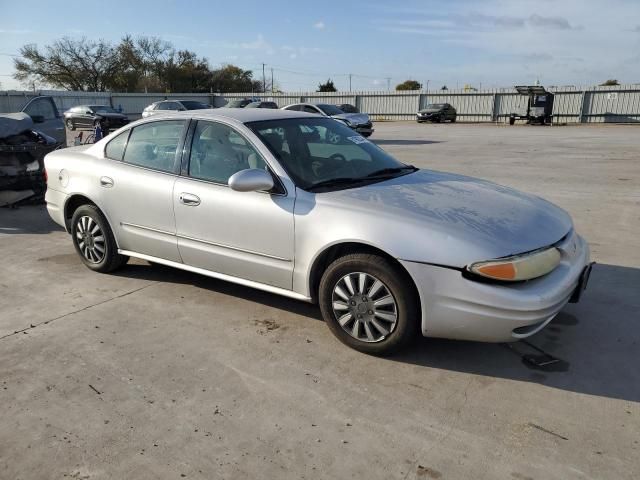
1,123,639,479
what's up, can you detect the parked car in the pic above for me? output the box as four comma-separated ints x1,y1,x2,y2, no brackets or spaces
416,103,457,123
282,103,374,138
43,109,592,354
64,105,129,131
338,103,359,114
142,100,213,118
14,96,66,144
245,101,279,109
226,98,261,108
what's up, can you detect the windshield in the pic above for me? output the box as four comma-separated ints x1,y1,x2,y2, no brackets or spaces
424,104,445,110
247,118,415,191
317,104,345,116
181,101,210,110
90,105,117,113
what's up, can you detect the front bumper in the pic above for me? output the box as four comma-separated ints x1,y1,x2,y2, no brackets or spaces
400,231,591,342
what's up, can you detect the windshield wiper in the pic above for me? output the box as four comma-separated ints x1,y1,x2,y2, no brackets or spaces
307,177,368,192
365,165,418,178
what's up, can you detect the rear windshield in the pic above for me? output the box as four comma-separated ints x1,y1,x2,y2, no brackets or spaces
317,104,344,116
90,105,117,113
181,101,210,110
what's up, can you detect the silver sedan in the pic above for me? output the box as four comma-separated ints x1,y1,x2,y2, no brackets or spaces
43,109,592,354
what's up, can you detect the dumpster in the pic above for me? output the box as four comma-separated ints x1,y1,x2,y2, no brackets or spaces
509,85,554,125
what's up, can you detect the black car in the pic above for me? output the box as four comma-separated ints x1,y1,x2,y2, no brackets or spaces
416,103,457,123
64,105,129,131
338,103,359,114
245,101,278,109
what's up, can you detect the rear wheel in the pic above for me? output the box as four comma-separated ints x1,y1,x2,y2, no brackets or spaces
70,205,128,273
319,253,418,355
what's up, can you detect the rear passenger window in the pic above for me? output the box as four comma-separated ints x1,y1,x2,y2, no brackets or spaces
123,120,185,172
105,130,129,160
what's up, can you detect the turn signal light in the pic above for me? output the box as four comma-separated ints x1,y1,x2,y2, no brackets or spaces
468,247,561,282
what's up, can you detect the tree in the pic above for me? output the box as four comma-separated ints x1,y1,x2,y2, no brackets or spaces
13,34,279,93
600,79,619,86
317,79,337,92
14,37,120,91
210,64,257,93
441,85,448,91
395,80,422,91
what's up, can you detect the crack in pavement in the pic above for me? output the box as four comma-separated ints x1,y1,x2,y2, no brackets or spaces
0,283,155,341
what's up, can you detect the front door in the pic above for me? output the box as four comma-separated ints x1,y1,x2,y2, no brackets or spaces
173,120,295,289
97,119,187,262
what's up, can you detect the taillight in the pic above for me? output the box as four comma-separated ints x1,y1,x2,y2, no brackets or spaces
43,168,48,184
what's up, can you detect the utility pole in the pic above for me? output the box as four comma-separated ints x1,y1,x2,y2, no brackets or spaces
349,74,352,92
426,79,430,92
262,63,266,94
385,77,391,91
271,68,274,93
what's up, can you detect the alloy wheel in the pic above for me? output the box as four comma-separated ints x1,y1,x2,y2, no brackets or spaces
331,272,398,343
75,216,105,263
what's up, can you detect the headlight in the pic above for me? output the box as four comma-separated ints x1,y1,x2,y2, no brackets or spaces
467,247,561,282
340,118,352,126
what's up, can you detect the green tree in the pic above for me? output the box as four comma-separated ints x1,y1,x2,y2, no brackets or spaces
600,79,620,86
14,37,120,91
317,79,337,92
395,80,422,91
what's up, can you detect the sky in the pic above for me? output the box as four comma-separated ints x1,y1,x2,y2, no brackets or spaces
1,0,639,92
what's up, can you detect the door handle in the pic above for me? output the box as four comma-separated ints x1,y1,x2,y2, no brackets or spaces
179,193,200,206
100,176,114,188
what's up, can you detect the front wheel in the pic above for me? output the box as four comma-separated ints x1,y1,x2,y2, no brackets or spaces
71,205,128,273
319,253,419,355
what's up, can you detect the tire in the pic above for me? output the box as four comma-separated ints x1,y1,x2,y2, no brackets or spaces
70,204,128,273
318,253,419,355
451,116,457,123
66,119,75,131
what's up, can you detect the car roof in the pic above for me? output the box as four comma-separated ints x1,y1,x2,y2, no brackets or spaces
141,107,317,123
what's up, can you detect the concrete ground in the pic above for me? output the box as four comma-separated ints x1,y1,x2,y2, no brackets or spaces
1,123,639,479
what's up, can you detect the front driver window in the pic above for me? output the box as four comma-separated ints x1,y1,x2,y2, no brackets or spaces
25,98,56,120
189,121,266,184
123,120,185,172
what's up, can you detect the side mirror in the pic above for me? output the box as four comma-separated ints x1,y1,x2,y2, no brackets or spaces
30,115,45,123
228,168,274,192
85,111,92,115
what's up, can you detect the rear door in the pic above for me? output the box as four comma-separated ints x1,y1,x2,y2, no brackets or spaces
97,119,187,262
22,97,65,143
173,119,295,288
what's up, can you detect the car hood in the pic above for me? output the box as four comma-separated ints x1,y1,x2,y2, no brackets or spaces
318,170,572,264
331,112,370,125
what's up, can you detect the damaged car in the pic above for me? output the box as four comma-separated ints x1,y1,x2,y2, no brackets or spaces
43,109,592,355
0,112,61,206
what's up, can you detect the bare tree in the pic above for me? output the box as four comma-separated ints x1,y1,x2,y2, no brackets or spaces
14,37,119,91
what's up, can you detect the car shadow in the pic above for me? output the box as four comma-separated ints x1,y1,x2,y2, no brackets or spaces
114,261,639,403
113,262,323,321
0,205,64,235
387,263,640,403
373,139,442,146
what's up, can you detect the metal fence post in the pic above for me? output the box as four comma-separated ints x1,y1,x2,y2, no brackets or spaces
491,93,498,122
579,90,586,123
